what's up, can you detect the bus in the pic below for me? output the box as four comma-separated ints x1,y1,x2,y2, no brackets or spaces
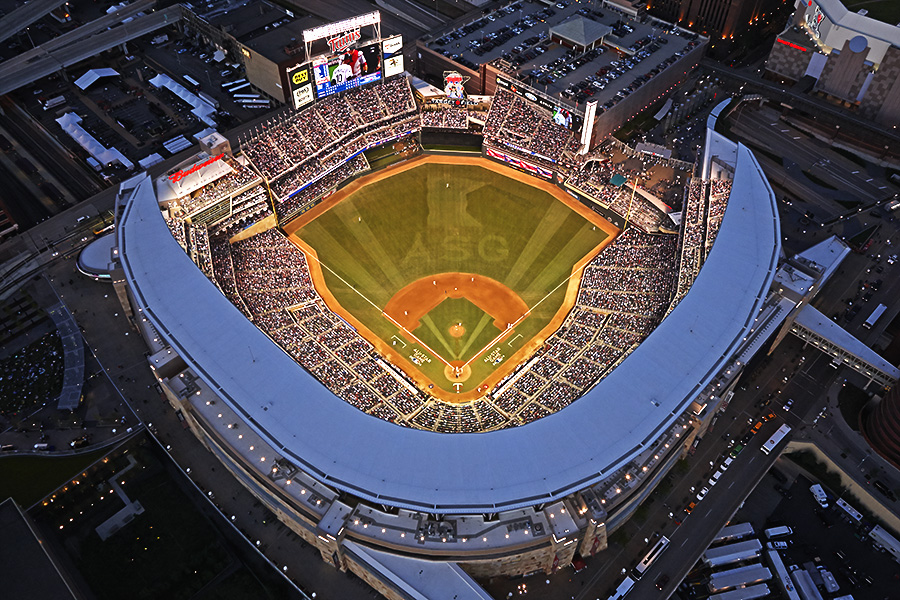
221,78,246,89
42,95,66,110
761,424,791,455
712,522,755,544
863,304,887,329
633,536,669,578
607,576,635,599
183,74,201,92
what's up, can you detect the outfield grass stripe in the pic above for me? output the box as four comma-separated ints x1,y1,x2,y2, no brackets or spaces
523,227,598,298
344,210,408,290
419,314,455,358
504,203,571,289
304,225,390,302
459,313,495,359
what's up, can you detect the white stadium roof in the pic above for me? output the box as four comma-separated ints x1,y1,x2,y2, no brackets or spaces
118,144,780,513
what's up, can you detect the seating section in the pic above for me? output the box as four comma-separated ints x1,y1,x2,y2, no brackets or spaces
482,89,583,173
158,75,735,433
239,78,419,222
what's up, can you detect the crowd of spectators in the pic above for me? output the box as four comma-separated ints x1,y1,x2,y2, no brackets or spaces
208,184,273,238
166,217,187,250
565,159,670,232
482,89,583,173
239,77,419,215
187,224,213,279
420,107,469,129
272,155,370,223
670,176,733,308
705,178,731,254
174,158,260,219
488,228,677,424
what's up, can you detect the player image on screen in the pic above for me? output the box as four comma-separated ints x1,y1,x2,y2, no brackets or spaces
331,62,353,85
313,43,382,99
552,108,572,129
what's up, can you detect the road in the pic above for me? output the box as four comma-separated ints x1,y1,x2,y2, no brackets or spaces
729,104,888,202
700,58,900,147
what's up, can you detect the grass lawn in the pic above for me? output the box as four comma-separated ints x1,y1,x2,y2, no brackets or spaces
0,448,109,508
295,161,608,393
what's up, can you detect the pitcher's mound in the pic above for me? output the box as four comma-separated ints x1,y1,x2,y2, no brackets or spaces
449,323,465,338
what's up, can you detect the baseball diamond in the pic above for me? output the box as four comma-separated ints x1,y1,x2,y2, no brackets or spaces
284,155,618,399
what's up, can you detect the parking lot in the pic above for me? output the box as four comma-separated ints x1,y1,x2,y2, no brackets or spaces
427,0,699,113
679,467,900,599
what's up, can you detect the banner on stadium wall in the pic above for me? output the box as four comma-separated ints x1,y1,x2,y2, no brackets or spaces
485,146,553,179
286,64,314,110
383,35,404,77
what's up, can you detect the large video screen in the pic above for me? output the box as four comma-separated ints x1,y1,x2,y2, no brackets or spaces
312,43,382,99
496,76,582,131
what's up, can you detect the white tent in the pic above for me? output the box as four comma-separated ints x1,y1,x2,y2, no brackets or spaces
74,68,120,91
138,153,164,169
55,112,134,169
148,73,217,126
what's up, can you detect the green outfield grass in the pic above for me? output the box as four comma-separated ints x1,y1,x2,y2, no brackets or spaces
295,161,609,393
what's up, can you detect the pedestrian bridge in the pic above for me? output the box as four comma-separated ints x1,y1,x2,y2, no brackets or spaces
790,304,900,389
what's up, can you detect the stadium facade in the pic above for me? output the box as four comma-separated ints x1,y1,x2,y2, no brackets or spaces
765,0,900,126
110,26,782,596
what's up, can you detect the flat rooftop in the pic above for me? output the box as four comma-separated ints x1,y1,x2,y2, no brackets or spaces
425,0,698,111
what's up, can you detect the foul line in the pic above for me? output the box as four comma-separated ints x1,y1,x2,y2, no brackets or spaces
461,263,587,370
306,252,454,369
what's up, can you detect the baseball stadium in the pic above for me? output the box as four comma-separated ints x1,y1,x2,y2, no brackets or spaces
112,13,781,599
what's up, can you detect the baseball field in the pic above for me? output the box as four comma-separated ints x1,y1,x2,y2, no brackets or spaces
285,155,618,399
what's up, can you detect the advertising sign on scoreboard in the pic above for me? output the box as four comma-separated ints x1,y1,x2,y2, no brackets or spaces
286,64,314,110
312,42,382,99
382,35,404,78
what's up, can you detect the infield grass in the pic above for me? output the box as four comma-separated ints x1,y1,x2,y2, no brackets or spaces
294,160,609,394
416,298,501,362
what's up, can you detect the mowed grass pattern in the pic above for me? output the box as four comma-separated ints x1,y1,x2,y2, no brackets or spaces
416,298,501,363
295,162,607,392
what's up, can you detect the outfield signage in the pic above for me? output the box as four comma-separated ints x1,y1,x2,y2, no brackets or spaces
286,64,314,110
485,146,552,179
328,28,361,54
168,154,224,183
383,35,404,78
496,76,580,130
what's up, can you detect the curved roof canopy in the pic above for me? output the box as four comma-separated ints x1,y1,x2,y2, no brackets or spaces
118,144,780,513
